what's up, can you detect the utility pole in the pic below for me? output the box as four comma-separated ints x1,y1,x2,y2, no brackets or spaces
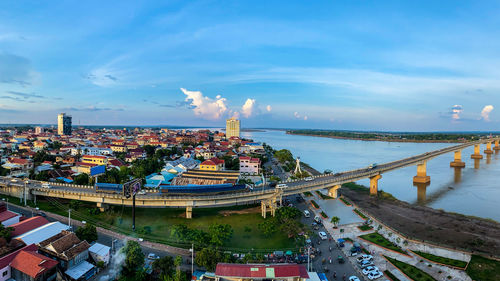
191,243,194,276
68,209,71,230
24,181,27,206
307,246,311,272
132,194,136,231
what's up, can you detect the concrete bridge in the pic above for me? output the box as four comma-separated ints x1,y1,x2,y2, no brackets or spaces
1,138,499,218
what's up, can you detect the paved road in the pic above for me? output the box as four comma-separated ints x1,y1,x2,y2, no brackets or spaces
292,195,361,280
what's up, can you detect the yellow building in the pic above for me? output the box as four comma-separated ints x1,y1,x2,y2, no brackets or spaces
110,145,128,153
226,117,240,139
199,158,225,171
82,155,108,165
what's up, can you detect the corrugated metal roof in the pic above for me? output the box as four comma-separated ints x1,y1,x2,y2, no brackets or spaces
215,263,309,279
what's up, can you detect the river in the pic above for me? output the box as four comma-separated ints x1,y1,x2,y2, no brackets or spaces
242,129,500,222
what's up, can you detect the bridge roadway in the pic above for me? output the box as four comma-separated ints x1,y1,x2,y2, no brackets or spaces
0,138,498,215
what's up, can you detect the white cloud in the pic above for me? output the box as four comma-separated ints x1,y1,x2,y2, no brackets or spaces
481,105,494,121
181,88,228,120
266,105,272,112
304,116,308,120
241,98,257,118
451,105,463,120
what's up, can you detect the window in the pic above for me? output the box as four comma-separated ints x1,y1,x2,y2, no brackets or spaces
3,270,8,277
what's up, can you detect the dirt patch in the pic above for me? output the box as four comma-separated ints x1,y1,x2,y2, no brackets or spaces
342,188,500,257
219,206,261,216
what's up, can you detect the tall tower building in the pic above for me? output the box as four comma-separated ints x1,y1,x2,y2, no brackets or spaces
57,113,72,135
226,117,240,139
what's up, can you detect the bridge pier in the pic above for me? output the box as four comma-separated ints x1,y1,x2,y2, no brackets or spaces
414,182,429,204
328,185,341,198
186,206,193,219
369,175,382,196
484,141,493,154
450,150,465,168
453,167,462,183
494,140,500,151
474,158,480,169
96,202,108,212
471,144,483,159
413,161,430,184
261,201,267,218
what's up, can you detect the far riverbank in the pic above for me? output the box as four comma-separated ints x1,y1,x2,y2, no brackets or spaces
286,132,466,143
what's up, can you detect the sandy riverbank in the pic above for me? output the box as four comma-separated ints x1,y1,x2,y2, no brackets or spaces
287,132,466,143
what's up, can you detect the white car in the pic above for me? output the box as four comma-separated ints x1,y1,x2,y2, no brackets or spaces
276,183,288,188
318,231,328,240
147,253,159,260
367,271,383,280
349,277,361,281
362,266,379,275
304,177,313,181
137,190,146,195
359,260,374,268
357,254,374,263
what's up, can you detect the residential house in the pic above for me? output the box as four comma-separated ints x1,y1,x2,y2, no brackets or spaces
14,222,70,245
0,203,21,227
239,156,261,175
81,155,108,165
215,263,309,281
10,249,58,281
88,243,111,266
10,216,50,237
0,244,38,281
200,158,225,171
38,230,95,280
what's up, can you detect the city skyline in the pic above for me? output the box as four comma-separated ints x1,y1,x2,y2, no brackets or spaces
1,1,500,131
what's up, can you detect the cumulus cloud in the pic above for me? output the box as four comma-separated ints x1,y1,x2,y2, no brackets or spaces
181,88,229,120
451,105,463,120
241,98,257,118
266,105,272,112
481,105,494,121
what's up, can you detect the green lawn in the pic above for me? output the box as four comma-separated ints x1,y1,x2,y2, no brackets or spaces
359,232,407,255
412,250,467,269
2,195,298,251
357,224,373,231
303,191,313,197
385,256,437,281
466,255,500,281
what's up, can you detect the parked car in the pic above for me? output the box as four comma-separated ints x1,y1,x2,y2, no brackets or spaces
314,215,322,224
348,277,361,281
362,266,379,275
304,210,310,218
10,178,18,182
337,255,345,264
367,271,383,280
304,177,313,181
359,260,375,268
147,253,159,260
357,255,374,263
276,183,288,188
42,183,51,189
318,231,328,240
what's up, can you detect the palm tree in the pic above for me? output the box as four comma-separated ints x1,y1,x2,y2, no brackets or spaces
331,216,340,228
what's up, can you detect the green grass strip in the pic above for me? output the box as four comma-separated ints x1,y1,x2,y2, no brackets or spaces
310,200,319,208
384,256,437,281
384,270,401,281
412,250,467,268
358,224,373,231
315,190,333,200
303,191,313,197
354,208,368,219
359,232,407,255
339,197,351,206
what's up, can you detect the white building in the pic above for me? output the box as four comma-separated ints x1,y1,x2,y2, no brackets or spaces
239,156,261,175
89,243,111,265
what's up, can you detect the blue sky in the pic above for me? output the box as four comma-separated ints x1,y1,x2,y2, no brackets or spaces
1,1,500,131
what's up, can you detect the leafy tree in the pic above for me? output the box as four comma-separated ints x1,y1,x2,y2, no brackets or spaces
0,166,8,177
121,240,145,277
195,248,222,271
279,220,303,238
34,171,50,181
257,219,278,237
153,256,174,279
69,200,81,210
330,216,340,227
208,223,233,246
75,223,98,243
170,224,189,241
0,224,14,241
275,206,301,221
73,173,90,185
143,145,157,158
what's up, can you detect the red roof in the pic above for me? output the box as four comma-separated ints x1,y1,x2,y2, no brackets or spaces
215,264,309,279
10,216,49,237
10,250,58,278
8,158,30,165
0,244,38,269
209,157,225,165
0,210,19,222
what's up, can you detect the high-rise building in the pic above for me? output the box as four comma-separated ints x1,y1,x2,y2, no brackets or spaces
57,113,72,135
226,117,240,139
35,126,44,134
